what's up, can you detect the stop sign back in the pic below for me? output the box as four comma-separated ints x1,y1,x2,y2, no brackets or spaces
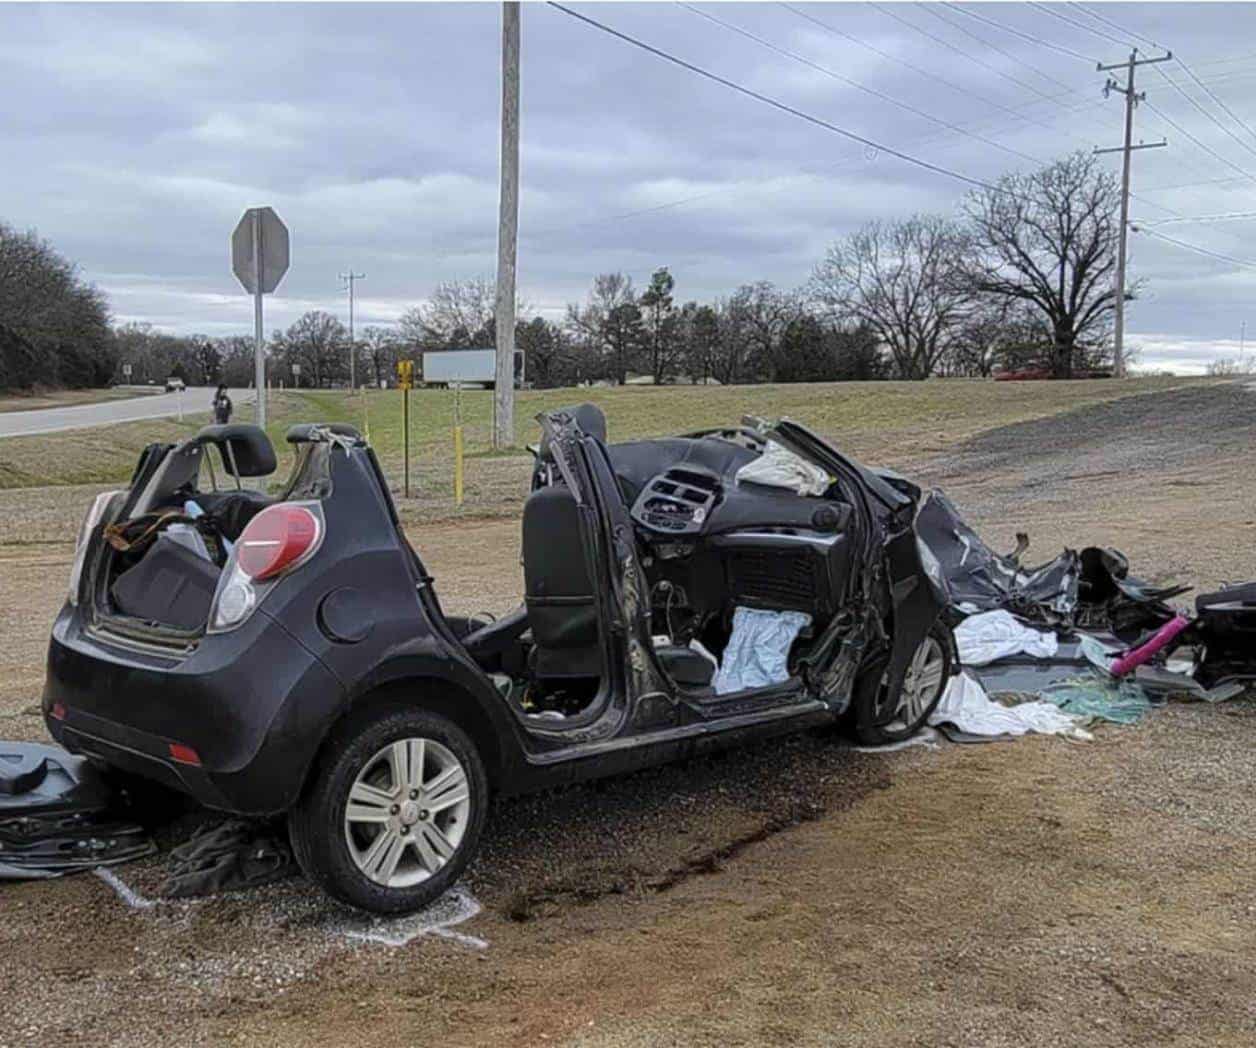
231,207,289,294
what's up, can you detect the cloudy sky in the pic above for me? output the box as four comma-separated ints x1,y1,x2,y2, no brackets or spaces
4,1,1256,372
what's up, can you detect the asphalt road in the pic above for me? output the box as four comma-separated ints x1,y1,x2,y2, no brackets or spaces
0,387,255,439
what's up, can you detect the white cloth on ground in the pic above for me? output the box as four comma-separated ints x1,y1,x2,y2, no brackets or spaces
928,670,1092,740
954,609,1059,666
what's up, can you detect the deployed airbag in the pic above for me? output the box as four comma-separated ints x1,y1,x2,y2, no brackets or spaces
735,440,831,496
713,607,811,694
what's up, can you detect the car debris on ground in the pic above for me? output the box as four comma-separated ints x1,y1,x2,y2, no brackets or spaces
0,741,154,879
916,489,1256,741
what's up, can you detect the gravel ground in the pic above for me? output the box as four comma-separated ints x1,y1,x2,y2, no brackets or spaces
1,381,1254,1047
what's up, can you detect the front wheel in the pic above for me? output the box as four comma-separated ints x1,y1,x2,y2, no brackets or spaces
849,621,953,746
290,707,488,914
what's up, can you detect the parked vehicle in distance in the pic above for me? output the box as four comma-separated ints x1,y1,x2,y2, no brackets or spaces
421,348,523,389
43,407,953,913
164,377,186,392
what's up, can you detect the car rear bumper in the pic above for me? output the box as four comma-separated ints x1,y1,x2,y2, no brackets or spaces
42,604,346,815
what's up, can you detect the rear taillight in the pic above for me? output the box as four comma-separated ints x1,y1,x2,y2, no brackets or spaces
208,501,324,633
237,504,321,580
68,490,122,606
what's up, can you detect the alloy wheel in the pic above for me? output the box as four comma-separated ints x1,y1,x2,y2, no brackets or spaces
342,738,472,888
880,633,947,732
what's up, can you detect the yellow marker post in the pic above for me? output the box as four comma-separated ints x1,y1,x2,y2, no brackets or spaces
452,381,464,507
397,359,414,498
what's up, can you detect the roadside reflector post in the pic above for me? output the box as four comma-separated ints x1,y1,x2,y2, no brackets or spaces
453,382,464,507
397,359,414,499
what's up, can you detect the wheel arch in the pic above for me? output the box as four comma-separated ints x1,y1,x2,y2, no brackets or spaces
298,669,515,802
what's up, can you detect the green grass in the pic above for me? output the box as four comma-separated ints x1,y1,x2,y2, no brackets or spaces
0,376,1221,496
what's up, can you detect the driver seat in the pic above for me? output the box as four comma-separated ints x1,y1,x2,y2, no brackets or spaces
522,480,602,678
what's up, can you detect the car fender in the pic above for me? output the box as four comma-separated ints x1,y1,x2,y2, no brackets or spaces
321,638,527,792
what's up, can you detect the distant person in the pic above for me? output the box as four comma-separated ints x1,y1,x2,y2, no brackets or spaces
212,384,233,425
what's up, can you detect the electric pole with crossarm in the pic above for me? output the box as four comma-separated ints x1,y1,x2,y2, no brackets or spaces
340,270,366,391
1095,48,1172,378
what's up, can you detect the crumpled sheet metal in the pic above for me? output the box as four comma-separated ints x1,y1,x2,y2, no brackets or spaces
917,490,1184,635
915,491,1080,620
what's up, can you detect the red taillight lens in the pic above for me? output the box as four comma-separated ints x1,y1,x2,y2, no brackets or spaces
50,702,67,721
236,504,321,581
168,742,201,766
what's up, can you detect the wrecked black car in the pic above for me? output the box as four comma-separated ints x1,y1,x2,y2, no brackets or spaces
43,407,953,913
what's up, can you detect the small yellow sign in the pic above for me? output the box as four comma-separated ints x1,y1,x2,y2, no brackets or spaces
397,359,414,390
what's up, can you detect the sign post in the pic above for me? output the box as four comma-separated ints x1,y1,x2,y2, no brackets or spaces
452,382,464,507
231,207,290,431
291,362,301,388
121,363,132,381
397,359,414,499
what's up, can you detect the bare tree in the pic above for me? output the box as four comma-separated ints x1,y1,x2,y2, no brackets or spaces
723,282,802,383
359,326,400,388
270,311,348,388
398,277,497,350
811,215,972,380
565,273,641,384
963,152,1121,378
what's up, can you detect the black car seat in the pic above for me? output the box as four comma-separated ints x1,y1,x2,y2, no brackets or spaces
522,480,602,679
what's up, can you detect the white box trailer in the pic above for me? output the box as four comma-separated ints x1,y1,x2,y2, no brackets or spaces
421,348,523,389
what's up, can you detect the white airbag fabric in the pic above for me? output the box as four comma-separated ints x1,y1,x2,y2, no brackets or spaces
713,607,811,695
929,670,1092,740
735,440,831,496
954,609,1059,666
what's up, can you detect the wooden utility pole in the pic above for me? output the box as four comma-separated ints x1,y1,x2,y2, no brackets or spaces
340,270,365,390
494,0,520,448
1095,48,1171,378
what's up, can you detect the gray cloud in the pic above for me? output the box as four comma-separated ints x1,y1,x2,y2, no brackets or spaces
4,2,1256,372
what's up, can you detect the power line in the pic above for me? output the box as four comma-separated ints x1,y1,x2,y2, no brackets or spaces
1132,225,1256,268
917,2,1077,93
781,2,1080,126
678,3,1044,167
1141,210,1256,226
546,2,1005,193
1175,56,1256,151
1077,3,1256,156
1139,174,1253,193
1070,3,1163,50
1144,99,1256,182
865,2,1061,100
1031,2,1130,48
1153,64,1256,163
940,3,1097,65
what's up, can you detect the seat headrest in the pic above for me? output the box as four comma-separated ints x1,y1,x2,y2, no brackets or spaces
194,423,277,477
539,403,607,460
285,422,364,445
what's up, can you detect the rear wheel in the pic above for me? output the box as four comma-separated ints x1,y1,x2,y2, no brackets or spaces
849,621,952,746
290,707,488,914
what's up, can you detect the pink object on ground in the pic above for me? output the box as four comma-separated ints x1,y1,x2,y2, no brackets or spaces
1109,614,1192,677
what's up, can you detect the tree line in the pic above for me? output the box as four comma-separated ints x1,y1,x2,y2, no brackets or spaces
2,151,1125,393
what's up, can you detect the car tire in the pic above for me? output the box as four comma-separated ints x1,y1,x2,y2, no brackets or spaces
290,706,488,914
848,621,953,747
